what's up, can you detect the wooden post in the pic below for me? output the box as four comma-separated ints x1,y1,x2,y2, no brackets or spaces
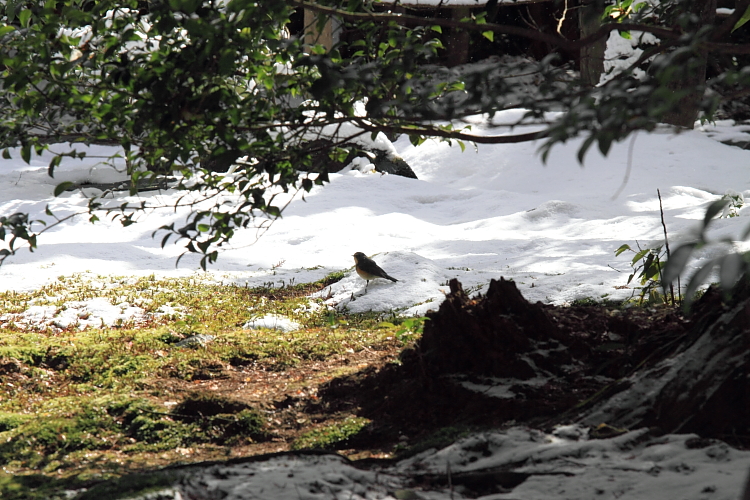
304,9,335,52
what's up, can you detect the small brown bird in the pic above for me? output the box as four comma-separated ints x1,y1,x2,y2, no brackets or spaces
352,252,398,290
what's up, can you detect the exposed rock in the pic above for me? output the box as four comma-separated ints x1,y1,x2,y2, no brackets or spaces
299,139,417,179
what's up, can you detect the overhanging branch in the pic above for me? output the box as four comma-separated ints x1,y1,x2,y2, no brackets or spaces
352,118,548,144
291,0,681,52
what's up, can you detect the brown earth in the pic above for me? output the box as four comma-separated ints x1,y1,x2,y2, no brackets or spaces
17,275,744,491
111,277,703,469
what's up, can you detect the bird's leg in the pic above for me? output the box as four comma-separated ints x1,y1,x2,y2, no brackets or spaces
365,280,369,293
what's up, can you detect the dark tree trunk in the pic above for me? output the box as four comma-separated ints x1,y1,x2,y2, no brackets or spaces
661,0,717,128
579,0,606,87
446,7,471,67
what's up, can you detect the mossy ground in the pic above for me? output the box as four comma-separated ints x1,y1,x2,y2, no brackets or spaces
0,272,419,500
0,272,691,500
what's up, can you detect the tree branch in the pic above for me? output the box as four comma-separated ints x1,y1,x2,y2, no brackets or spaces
353,118,548,144
291,0,682,52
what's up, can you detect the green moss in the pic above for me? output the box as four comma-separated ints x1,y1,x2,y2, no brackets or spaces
0,271,406,488
569,296,629,307
0,472,90,500
291,416,369,450
0,412,31,432
170,393,267,445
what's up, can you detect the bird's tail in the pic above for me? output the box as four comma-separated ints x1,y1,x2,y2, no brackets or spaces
384,274,398,282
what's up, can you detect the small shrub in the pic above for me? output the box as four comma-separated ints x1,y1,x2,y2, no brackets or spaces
615,242,669,305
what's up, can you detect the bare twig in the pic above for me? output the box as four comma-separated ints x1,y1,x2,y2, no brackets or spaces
657,188,679,305
447,461,454,500
612,132,638,200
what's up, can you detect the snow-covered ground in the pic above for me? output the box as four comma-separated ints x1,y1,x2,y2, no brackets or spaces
85,427,750,500
2,116,749,315
3,113,750,499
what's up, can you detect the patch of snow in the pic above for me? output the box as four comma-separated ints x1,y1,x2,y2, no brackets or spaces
0,297,148,330
243,314,302,332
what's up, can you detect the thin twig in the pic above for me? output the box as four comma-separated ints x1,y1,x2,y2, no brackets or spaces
657,188,677,306
607,264,622,273
556,0,570,38
612,132,638,200
447,461,454,500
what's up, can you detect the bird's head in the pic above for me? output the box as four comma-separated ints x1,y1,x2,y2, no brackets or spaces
352,252,366,262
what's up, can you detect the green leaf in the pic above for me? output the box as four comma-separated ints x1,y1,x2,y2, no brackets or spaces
430,25,442,34
48,154,62,177
577,136,596,164
53,182,75,197
733,4,750,32
482,30,494,42
20,144,31,164
631,248,650,265
719,252,744,291
18,9,31,28
684,258,719,306
615,244,631,256
662,243,696,285
702,199,730,231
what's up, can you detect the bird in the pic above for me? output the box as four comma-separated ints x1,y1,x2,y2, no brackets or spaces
352,252,398,290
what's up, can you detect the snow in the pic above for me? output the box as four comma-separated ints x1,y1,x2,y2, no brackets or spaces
394,427,750,500
90,428,750,499
243,314,302,332
4,117,750,317
600,30,659,84
4,112,750,498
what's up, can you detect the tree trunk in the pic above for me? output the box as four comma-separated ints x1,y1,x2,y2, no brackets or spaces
660,0,716,128
446,7,471,67
579,0,606,87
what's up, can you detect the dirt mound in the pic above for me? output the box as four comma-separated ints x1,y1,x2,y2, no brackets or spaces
419,278,568,379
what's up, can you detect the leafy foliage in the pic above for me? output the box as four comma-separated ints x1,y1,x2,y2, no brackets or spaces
615,242,668,305
1,0,749,263
662,198,750,306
